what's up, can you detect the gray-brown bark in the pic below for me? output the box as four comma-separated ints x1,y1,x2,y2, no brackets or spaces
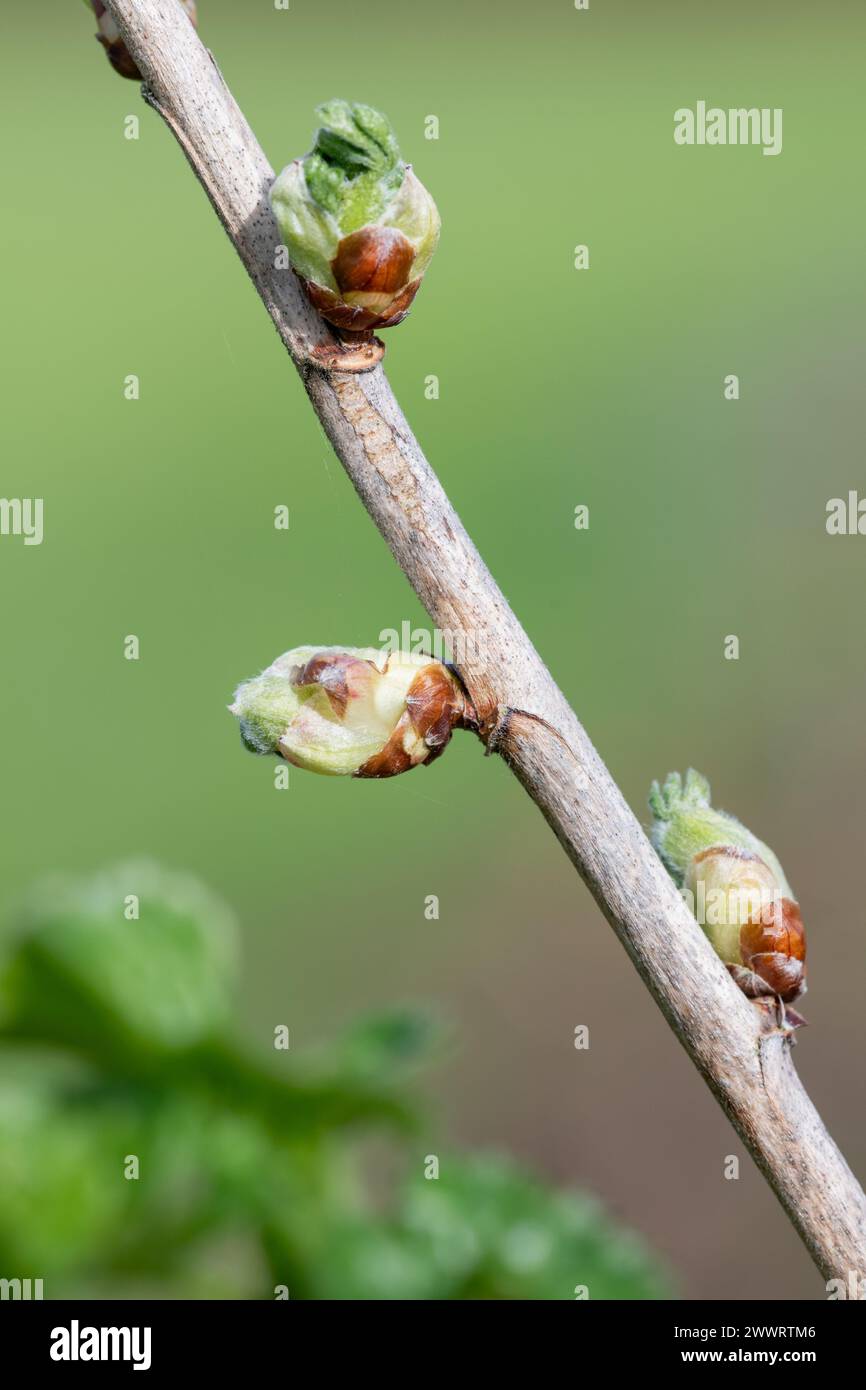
98,0,866,1288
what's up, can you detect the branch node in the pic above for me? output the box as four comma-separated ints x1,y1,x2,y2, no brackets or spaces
488,705,582,771
303,335,386,375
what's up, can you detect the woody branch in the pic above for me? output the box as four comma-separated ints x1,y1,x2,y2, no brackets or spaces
97,0,866,1285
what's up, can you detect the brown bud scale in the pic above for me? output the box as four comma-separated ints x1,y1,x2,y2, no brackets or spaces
292,651,371,718
303,275,422,333
332,227,415,302
739,897,806,1004
357,662,468,779
95,34,142,81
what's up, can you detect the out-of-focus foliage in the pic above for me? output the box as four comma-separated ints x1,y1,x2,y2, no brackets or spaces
0,865,671,1299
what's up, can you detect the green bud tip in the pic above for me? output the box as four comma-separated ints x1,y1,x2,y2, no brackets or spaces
648,768,790,893
305,100,403,217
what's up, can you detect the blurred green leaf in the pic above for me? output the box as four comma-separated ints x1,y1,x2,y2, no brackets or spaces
0,863,237,1062
0,1071,127,1276
399,1155,671,1300
300,1008,442,1084
0,866,674,1299
190,1038,416,1136
0,865,415,1134
276,1154,671,1300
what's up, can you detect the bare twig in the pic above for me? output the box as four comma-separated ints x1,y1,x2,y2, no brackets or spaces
98,0,866,1286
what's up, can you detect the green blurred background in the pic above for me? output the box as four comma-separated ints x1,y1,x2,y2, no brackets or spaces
1,0,864,1298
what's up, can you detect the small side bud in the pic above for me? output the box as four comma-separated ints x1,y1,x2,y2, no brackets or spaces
649,769,806,1019
87,1,198,81
270,100,440,333
229,647,474,779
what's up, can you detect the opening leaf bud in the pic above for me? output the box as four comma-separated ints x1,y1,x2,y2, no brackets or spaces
648,770,806,1010
87,0,198,80
270,100,440,333
229,647,473,779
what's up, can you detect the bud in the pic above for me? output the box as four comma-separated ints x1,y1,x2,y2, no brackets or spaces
648,770,806,1012
229,647,473,778
87,0,198,81
270,100,440,333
